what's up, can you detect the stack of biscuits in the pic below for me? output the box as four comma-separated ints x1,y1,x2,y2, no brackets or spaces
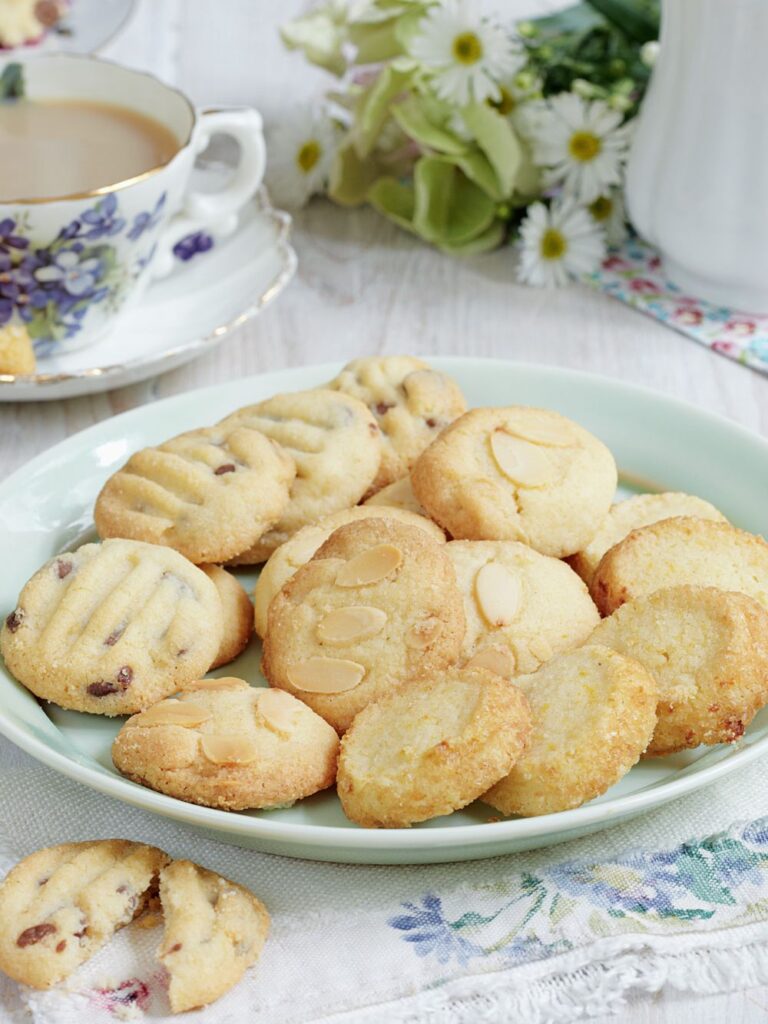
3,353,768,833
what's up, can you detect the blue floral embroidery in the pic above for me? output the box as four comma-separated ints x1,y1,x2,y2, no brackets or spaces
173,231,214,262
390,818,768,967
0,191,166,344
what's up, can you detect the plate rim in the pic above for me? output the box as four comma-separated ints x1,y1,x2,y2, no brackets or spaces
0,357,767,853
0,188,297,391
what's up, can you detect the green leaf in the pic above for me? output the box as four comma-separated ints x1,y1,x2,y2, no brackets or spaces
329,140,386,206
0,63,24,101
280,9,348,76
460,103,521,198
394,8,427,50
354,66,413,158
348,17,402,63
391,95,467,154
585,0,659,42
413,157,496,245
367,176,416,231
438,219,505,255
450,150,503,201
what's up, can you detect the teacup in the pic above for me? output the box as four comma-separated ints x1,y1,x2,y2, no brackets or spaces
0,54,266,354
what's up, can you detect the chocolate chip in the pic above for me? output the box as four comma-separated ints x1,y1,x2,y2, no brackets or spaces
56,939,67,953
169,942,182,953
425,417,438,429
87,681,116,696
368,422,379,436
55,560,72,579
116,666,133,687
17,923,57,947
5,609,23,633
214,463,236,475
74,926,88,939
38,877,49,887
104,625,124,646
374,402,394,415
35,1,61,27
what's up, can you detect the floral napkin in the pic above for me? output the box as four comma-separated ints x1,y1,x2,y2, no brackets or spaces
585,235,768,375
4,732,768,1024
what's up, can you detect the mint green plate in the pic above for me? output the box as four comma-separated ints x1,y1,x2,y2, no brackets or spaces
1,359,766,864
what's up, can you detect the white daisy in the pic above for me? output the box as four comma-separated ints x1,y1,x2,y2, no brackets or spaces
517,198,606,287
528,92,633,204
408,0,518,107
265,108,338,210
587,188,627,247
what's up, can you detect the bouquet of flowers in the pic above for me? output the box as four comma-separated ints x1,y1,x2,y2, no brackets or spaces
267,0,659,286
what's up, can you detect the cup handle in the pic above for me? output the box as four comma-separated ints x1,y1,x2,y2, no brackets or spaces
150,107,266,279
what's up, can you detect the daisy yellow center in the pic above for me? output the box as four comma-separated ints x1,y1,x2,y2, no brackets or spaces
588,196,613,222
452,31,483,65
568,131,601,162
491,87,516,116
540,228,567,261
296,140,322,174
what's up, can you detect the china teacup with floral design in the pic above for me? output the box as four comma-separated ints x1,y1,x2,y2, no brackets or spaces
0,54,266,354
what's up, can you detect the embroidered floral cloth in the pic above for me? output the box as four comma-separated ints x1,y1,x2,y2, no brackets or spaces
585,235,768,375
3,736,768,1023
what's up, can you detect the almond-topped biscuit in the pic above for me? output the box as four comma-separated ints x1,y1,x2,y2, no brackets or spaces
253,505,445,638
570,492,727,586
446,540,599,676
158,859,269,1013
112,678,339,810
590,586,768,755
0,539,222,715
328,355,466,492
94,423,295,564
337,667,532,828
200,565,253,669
262,518,465,733
363,475,428,516
0,840,169,989
411,406,617,557
590,517,768,616
220,388,382,563
483,645,658,817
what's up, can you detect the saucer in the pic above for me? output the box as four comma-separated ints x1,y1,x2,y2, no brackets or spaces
2,0,136,55
0,189,296,402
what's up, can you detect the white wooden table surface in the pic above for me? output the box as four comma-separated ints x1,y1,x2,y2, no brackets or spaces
1,1,767,1020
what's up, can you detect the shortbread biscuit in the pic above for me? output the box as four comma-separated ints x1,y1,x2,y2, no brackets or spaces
262,518,465,732
337,667,531,828
363,475,428,516
411,406,617,557
328,355,466,492
570,492,727,586
220,389,381,563
112,678,339,810
0,840,169,989
94,423,295,564
484,645,657,817
0,323,36,375
447,540,599,676
253,505,445,638
591,517,768,616
0,539,222,715
590,586,768,755
201,565,253,669
158,859,269,1013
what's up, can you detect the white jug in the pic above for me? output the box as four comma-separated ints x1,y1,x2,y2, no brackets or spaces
625,0,768,312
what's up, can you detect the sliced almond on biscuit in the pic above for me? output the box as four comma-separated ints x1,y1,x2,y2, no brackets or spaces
474,562,523,627
287,657,365,694
335,545,403,587
490,431,559,487
317,606,387,644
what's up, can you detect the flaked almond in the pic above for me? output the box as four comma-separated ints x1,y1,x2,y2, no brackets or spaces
286,657,365,694
505,417,575,447
489,431,559,487
466,645,516,677
136,700,211,728
528,636,554,664
288,530,325,566
317,606,387,644
257,688,299,735
474,562,523,627
179,677,250,695
406,616,443,649
336,545,403,587
201,734,260,765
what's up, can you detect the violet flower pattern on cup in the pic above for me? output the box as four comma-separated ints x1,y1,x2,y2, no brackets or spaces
0,192,167,349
